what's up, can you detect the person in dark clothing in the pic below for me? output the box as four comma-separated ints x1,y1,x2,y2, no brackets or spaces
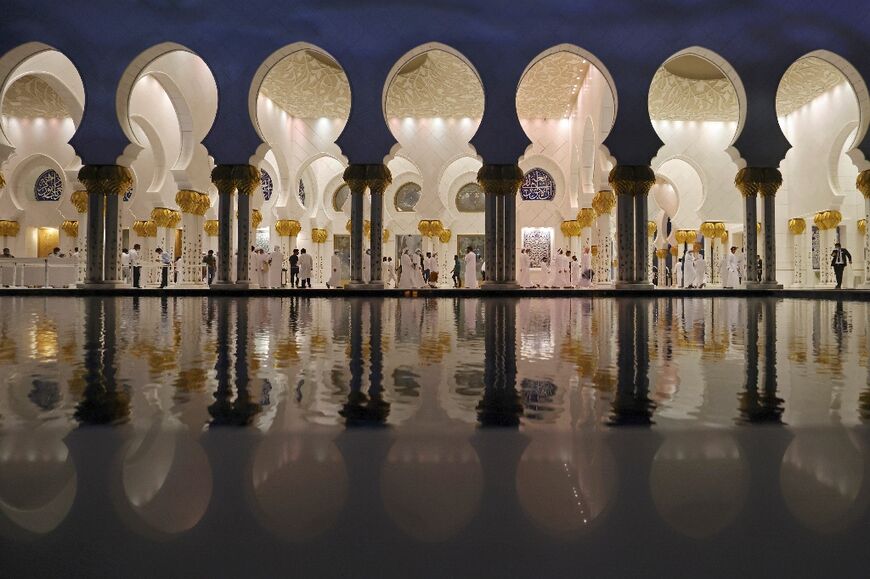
452,255,461,288
203,250,216,285
289,248,300,287
831,242,852,289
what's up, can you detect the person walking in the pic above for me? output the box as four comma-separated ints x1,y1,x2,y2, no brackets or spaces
203,250,216,285
289,248,300,288
831,242,852,289
129,244,142,288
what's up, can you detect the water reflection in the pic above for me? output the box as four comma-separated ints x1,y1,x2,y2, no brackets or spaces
1,297,870,575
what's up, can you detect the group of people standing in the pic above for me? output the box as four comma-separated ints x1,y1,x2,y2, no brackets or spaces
517,247,594,288
252,246,314,289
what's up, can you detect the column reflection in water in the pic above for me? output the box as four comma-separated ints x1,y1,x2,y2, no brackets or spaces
75,298,130,425
609,299,654,426
738,299,784,424
340,298,390,426
477,299,523,427
209,299,261,426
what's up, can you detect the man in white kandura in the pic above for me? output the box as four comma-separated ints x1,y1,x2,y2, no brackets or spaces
570,254,581,288
268,246,284,288
518,249,531,287
362,248,371,284
691,248,706,288
255,248,270,288
464,246,479,289
398,249,415,289
298,248,313,288
722,245,740,288
327,251,341,288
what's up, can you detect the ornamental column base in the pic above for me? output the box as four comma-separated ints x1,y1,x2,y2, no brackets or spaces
614,281,654,290
745,281,783,289
481,280,521,290
363,281,386,290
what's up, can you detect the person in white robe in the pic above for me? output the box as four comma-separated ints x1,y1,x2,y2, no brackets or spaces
556,250,570,287
517,249,531,287
268,246,284,288
691,249,706,288
398,250,415,289
579,248,593,288
463,247,479,289
298,248,313,288
255,249,270,288
722,245,740,288
362,249,371,283
327,251,341,288
570,255,581,288
676,258,685,288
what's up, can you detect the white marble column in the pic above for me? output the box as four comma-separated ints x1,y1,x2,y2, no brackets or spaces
70,190,89,283
103,191,123,284
176,190,210,287
789,218,807,288
591,191,615,286
213,173,235,286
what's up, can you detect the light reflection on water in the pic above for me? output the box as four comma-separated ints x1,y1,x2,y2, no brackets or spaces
2,296,866,429
1,296,869,577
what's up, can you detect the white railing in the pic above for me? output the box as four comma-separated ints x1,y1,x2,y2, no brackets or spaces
0,258,78,288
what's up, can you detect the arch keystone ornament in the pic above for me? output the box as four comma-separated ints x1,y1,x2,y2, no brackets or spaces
77,165,133,287
735,167,782,288
857,170,870,287
609,165,656,288
477,164,524,288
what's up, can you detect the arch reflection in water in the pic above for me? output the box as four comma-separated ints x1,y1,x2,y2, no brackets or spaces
650,432,748,538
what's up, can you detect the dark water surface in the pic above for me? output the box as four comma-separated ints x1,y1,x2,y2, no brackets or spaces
1,296,869,578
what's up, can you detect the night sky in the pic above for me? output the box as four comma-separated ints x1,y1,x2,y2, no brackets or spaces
2,0,868,166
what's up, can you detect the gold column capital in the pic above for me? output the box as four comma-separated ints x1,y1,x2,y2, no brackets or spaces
311,228,328,243
133,220,158,237
0,171,5,190
608,165,656,196
735,167,782,197
576,207,596,228
77,165,133,196
856,169,870,198
175,189,211,215
275,219,302,237
437,229,450,243
592,190,616,216
251,209,262,230
0,220,20,237
71,190,89,213
151,207,181,228
858,218,867,235
204,220,220,237
211,164,258,195
477,164,524,195
647,221,657,237
61,220,79,237
787,218,806,235
813,210,842,231
343,164,392,195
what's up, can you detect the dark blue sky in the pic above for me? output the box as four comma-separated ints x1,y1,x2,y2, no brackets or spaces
2,0,868,166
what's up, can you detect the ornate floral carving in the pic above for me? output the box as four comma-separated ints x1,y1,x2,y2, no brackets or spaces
1,75,71,119
517,52,590,120
522,228,552,269
648,68,739,122
385,50,484,119
777,57,847,118
260,49,350,119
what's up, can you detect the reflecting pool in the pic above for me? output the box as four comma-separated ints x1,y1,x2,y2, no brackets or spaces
1,296,869,578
